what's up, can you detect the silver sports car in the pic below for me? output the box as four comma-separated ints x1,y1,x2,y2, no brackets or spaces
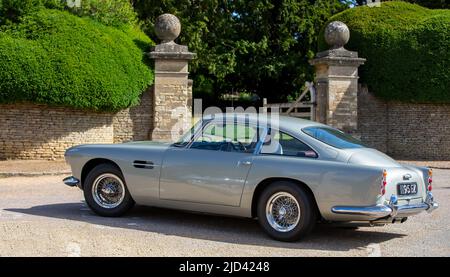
63,114,438,241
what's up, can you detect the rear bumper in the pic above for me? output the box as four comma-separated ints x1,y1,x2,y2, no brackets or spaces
331,192,438,222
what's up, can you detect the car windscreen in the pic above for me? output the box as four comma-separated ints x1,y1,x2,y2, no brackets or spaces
302,126,365,149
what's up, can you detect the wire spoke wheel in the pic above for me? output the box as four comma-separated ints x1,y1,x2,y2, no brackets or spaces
91,173,125,209
265,192,301,232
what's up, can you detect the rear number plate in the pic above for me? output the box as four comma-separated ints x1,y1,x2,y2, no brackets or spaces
398,183,418,195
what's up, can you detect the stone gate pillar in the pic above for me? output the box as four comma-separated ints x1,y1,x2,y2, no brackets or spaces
309,21,365,133
149,13,196,141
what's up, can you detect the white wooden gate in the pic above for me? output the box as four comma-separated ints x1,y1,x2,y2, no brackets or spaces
262,82,316,121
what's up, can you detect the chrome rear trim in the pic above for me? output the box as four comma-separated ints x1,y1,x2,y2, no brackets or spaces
331,192,438,221
425,192,439,213
331,205,392,218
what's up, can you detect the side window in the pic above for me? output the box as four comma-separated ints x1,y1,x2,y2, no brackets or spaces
261,129,317,158
190,122,260,153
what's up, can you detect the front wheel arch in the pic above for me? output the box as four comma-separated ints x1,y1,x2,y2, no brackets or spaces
81,158,122,189
251,177,321,219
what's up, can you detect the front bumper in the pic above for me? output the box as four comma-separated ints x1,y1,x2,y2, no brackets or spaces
331,192,439,222
63,176,80,188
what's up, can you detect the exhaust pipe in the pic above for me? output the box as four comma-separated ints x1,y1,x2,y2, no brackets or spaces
370,217,408,225
391,217,408,224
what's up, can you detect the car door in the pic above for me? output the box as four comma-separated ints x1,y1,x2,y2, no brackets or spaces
159,120,263,206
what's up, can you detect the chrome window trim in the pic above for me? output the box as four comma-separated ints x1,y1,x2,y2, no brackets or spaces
185,118,213,149
170,118,208,149
257,127,320,159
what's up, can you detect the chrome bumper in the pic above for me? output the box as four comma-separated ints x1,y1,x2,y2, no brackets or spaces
63,176,80,188
331,192,439,221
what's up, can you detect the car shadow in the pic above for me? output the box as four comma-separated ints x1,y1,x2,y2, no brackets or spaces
6,202,406,251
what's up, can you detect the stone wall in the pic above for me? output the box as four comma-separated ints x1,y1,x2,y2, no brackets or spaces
0,88,153,160
358,86,450,160
0,104,114,160
113,88,154,143
357,86,388,153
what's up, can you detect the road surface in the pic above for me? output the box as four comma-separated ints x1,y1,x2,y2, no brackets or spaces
0,170,449,256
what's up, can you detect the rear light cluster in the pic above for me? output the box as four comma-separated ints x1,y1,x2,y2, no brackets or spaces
428,169,433,191
381,169,387,196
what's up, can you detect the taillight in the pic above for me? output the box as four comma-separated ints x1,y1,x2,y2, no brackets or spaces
428,169,433,191
381,169,387,196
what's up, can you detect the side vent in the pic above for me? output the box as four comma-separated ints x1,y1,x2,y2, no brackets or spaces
133,160,154,169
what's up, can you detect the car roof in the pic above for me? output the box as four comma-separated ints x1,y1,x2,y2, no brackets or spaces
204,113,327,134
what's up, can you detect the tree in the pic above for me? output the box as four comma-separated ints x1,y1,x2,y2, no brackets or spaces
133,0,347,104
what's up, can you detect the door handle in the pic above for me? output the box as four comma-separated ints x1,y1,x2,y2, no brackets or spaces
239,160,252,166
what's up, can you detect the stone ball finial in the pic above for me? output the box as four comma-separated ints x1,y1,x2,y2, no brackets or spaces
324,21,350,49
154,13,181,43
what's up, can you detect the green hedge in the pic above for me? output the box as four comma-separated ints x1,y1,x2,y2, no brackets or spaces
0,8,154,112
0,0,137,27
319,2,450,103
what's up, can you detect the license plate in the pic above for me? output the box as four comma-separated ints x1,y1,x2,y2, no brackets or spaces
398,183,418,195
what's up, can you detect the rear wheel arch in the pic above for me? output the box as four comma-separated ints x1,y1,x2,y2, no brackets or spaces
251,177,321,219
81,158,122,188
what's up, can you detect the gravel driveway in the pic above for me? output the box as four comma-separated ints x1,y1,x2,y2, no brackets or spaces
0,170,449,257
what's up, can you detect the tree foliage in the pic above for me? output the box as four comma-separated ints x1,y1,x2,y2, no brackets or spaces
321,2,450,103
133,0,347,104
66,0,138,27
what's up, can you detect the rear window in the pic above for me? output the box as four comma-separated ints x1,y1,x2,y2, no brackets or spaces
302,127,365,149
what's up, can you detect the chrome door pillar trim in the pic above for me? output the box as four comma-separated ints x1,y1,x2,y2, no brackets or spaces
185,118,213,149
254,127,268,155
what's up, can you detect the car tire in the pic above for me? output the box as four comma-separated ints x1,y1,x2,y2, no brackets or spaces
83,163,135,217
257,181,317,242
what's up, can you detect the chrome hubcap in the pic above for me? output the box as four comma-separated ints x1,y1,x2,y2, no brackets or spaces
266,192,301,232
92,173,125,209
